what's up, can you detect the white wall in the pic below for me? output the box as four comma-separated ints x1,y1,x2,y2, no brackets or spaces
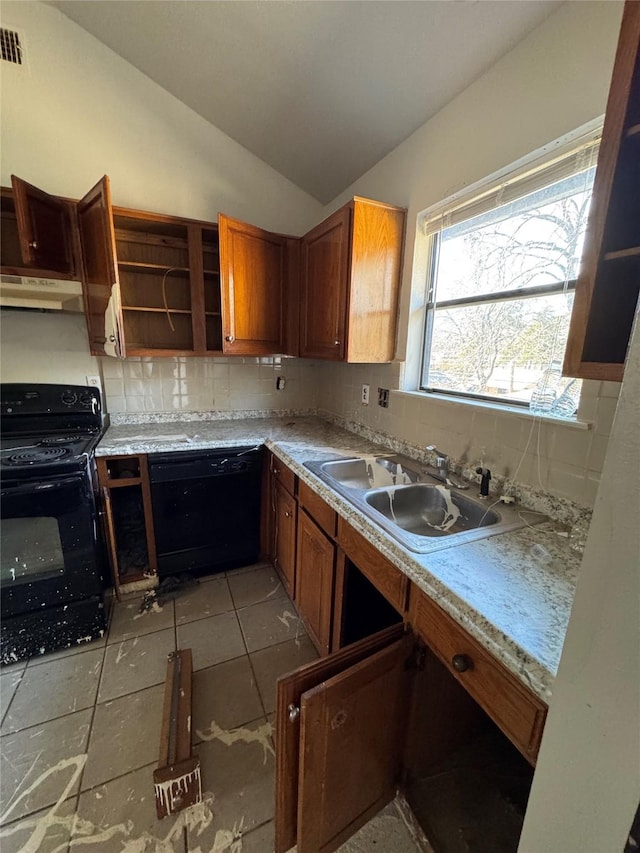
314,0,625,508
0,310,99,387
0,0,322,392
518,315,640,852
0,2,321,232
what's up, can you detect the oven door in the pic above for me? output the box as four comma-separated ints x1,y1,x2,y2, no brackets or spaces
0,474,102,616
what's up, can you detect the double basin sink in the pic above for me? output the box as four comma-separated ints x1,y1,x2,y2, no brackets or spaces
305,454,539,553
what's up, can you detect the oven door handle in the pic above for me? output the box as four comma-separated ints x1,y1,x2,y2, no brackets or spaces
1,475,87,498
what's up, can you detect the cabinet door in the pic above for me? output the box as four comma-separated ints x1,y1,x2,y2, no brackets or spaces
275,627,412,853
563,2,640,381
76,176,124,357
11,175,76,275
300,206,351,359
275,623,406,853
274,479,297,598
295,510,335,655
218,213,289,355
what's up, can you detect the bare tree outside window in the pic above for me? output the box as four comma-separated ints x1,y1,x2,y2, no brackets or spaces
423,168,595,415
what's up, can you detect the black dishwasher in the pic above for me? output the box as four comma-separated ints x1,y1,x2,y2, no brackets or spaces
148,446,262,577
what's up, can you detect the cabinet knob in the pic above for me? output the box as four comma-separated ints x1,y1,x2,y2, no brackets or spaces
452,653,472,673
334,339,341,346
288,703,300,722
108,334,116,343
29,240,38,249
284,511,292,518
225,335,235,343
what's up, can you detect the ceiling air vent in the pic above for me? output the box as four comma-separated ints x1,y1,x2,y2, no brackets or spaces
1,28,23,65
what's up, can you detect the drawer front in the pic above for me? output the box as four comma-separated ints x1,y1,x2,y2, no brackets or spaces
337,518,408,614
409,585,547,764
271,455,296,496
298,480,337,537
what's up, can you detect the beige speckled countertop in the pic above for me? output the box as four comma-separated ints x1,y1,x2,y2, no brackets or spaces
97,414,583,702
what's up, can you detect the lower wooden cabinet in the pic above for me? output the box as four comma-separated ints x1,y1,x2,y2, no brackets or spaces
275,624,409,853
409,585,547,764
273,479,297,598
294,509,336,655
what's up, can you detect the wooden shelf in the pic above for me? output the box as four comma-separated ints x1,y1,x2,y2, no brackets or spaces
115,229,189,249
205,311,221,317
626,122,640,137
603,246,640,260
104,477,143,488
122,305,191,314
118,261,190,273
203,269,220,276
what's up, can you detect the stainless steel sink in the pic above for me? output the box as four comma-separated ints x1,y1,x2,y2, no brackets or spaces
364,483,500,538
304,454,544,553
319,456,419,490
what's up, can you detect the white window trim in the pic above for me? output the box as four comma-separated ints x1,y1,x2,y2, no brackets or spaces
415,120,603,420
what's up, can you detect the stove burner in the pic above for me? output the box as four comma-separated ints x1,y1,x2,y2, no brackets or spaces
6,447,72,466
40,436,79,447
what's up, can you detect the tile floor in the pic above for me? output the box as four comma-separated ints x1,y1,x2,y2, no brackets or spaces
0,562,420,852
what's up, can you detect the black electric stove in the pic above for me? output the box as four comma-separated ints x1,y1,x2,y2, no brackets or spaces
0,383,108,664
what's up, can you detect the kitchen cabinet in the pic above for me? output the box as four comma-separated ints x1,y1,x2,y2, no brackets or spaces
273,468,547,853
265,451,298,598
295,508,337,656
7,176,78,276
409,585,547,765
219,214,298,356
300,197,406,362
275,587,545,853
96,454,158,599
563,1,640,381
2,177,294,357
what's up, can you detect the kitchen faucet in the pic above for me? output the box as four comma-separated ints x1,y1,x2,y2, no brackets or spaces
424,445,469,489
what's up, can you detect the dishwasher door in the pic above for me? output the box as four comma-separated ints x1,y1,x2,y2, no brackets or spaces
148,446,263,577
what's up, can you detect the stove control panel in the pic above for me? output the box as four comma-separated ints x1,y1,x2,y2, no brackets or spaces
1,383,102,418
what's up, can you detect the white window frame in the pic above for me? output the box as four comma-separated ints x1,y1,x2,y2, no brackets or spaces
419,132,601,412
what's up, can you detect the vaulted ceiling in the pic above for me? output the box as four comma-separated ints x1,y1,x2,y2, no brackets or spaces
51,1,563,203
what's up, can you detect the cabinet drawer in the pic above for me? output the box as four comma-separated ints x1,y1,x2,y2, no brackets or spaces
271,456,296,496
337,518,408,614
409,585,547,764
298,480,337,537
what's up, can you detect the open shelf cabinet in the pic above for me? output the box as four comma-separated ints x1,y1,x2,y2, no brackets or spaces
564,1,640,381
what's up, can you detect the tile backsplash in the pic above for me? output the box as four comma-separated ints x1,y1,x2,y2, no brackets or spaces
313,361,620,510
100,355,317,415
98,354,619,510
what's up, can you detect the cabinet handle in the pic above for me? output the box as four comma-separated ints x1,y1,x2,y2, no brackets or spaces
225,335,235,343
288,703,300,722
29,240,38,249
452,653,473,673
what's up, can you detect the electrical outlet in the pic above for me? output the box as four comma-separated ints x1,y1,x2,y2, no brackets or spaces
361,384,370,405
86,375,101,388
276,376,286,391
377,387,389,408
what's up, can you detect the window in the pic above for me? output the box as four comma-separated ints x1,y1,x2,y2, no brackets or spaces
421,138,599,418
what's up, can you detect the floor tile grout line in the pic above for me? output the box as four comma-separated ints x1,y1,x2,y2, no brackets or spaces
62,625,111,825
1,629,311,738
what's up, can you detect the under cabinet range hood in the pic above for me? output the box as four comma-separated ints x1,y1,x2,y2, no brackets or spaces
0,274,84,311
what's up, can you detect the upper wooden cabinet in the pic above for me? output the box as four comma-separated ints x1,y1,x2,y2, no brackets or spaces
11,176,77,276
3,175,294,358
3,178,405,361
563,1,640,381
218,213,293,356
300,197,406,362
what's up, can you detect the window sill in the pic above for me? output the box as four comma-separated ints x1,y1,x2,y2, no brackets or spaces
396,390,592,430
